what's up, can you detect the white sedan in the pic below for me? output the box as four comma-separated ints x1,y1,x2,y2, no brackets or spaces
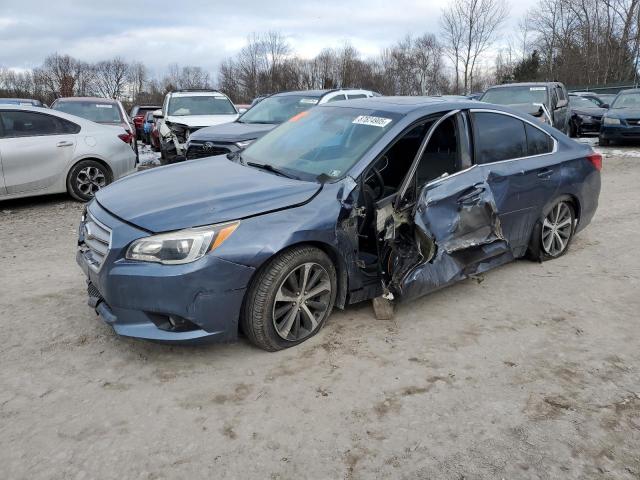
0,105,137,202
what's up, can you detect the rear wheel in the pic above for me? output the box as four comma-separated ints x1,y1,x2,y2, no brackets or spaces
242,246,337,351
528,200,575,261
67,160,112,202
599,136,610,146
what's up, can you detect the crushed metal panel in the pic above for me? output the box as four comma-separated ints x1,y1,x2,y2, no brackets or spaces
414,182,505,254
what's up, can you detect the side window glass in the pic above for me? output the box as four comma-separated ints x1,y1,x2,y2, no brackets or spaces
0,111,65,137
348,94,367,100
472,112,526,163
415,116,460,186
326,94,346,103
525,124,553,156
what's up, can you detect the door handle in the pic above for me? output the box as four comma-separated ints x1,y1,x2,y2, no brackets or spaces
457,186,485,205
57,141,73,147
537,168,554,179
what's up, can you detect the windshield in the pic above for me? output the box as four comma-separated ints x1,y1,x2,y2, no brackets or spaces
53,101,123,123
168,96,237,116
241,106,400,181
570,96,601,108
239,95,320,124
611,93,640,109
481,86,548,105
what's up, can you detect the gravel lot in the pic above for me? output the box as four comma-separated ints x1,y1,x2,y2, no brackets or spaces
1,141,639,479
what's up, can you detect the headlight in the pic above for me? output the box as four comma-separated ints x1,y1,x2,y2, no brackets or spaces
235,139,255,149
603,117,621,125
126,221,239,265
578,114,592,121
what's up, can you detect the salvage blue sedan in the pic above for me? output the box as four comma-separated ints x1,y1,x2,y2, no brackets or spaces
77,97,601,350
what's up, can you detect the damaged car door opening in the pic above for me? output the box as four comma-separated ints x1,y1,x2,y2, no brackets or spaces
77,97,601,351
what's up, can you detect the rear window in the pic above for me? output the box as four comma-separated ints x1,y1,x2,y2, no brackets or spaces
481,86,548,105
472,112,526,163
54,101,123,123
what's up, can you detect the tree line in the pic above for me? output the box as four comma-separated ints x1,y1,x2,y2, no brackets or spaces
1,0,638,106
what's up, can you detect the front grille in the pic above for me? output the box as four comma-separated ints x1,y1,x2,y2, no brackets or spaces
79,211,112,271
186,142,231,160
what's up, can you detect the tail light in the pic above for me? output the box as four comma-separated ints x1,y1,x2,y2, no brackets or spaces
118,132,133,144
587,152,602,171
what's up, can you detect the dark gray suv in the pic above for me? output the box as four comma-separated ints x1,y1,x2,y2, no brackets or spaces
480,82,570,134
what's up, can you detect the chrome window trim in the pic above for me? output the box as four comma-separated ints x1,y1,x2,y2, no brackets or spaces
396,109,461,204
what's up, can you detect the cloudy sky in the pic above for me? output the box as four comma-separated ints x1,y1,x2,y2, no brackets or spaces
0,0,538,76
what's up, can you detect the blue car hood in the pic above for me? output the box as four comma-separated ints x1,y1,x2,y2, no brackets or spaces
96,156,321,232
608,108,640,119
188,122,276,143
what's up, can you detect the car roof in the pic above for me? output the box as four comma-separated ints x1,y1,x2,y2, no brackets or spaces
318,95,480,114
618,88,640,94
486,82,562,90
168,91,228,97
54,97,120,104
0,97,41,103
0,104,96,123
271,88,374,99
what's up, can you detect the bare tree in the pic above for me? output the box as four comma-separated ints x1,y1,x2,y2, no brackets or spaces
441,0,509,93
92,58,130,98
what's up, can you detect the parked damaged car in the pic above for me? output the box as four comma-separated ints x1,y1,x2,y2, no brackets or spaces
568,94,607,137
156,89,239,163
77,97,601,351
599,88,640,146
480,82,570,134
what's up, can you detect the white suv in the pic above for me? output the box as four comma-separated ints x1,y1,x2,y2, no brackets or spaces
157,89,239,163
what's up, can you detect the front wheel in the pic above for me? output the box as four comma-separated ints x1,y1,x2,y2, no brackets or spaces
67,160,112,202
528,200,575,261
242,246,337,351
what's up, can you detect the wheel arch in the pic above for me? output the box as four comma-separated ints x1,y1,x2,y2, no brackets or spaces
542,193,581,225
65,157,114,185
241,240,349,332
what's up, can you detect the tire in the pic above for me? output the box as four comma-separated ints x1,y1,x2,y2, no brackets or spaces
599,137,610,146
528,200,575,261
569,121,578,138
67,160,112,202
241,246,337,351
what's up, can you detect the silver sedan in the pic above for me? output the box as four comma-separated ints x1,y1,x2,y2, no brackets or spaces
0,105,136,202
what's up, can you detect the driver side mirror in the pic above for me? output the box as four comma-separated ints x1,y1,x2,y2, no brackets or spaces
152,109,163,119
238,108,247,114
602,103,610,109
556,99,568,109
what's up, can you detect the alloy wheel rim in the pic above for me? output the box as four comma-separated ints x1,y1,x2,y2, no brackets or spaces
542,202,572,256
272,262,331,341
76,166,106,196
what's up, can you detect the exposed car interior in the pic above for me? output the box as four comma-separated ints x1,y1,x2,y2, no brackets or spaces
357,114,463,271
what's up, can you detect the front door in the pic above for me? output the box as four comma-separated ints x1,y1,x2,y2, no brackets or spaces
377,110,510,302
0,110,77,194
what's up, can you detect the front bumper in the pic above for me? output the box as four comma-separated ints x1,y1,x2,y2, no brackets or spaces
576,117,602,134
600,123,640,141
76,202,255,343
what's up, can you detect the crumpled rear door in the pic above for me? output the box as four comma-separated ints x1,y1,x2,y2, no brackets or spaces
398,166,512,302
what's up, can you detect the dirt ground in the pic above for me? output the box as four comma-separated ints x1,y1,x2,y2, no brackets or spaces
1,141,639,480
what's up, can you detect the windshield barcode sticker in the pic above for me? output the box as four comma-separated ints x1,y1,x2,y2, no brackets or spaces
352,115,392,128
530,87,546,91
300,98,319,104
96,104,113,108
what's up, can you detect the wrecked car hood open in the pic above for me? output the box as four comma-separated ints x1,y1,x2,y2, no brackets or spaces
165,114,239,128
188,122,275,143
96,156,321,232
